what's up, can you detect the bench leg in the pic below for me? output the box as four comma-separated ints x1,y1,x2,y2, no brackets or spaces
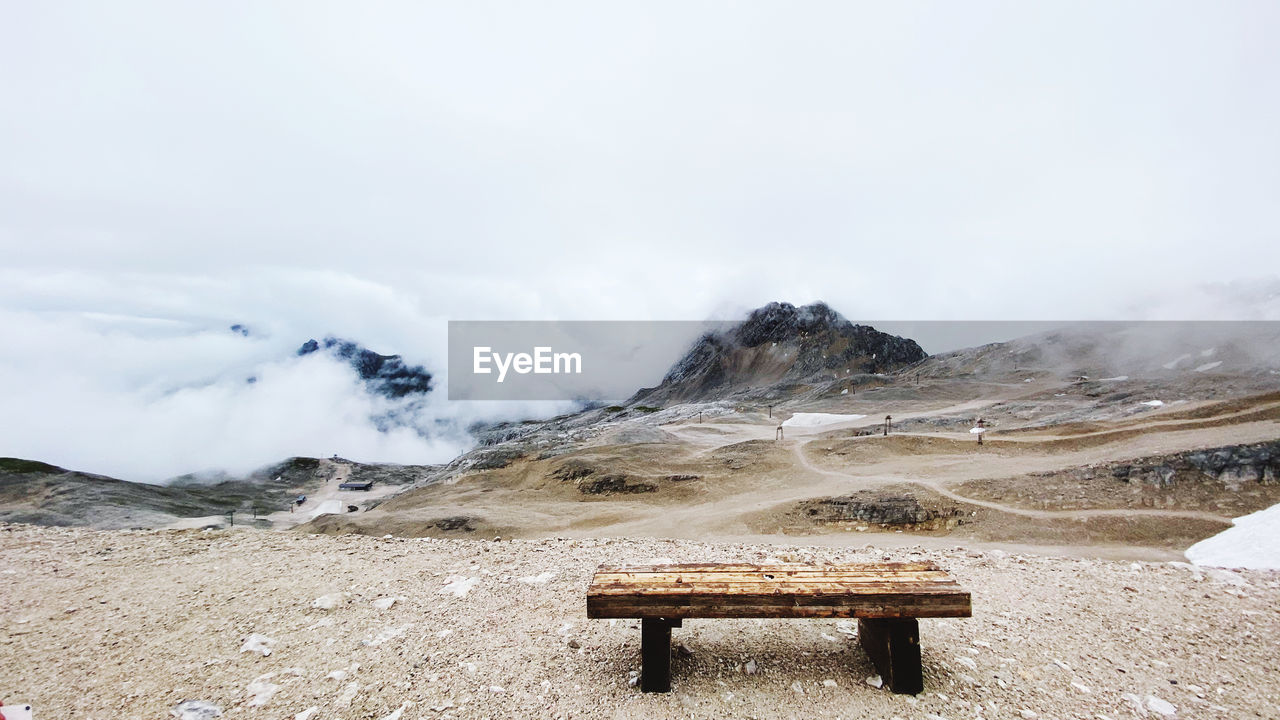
858,618,923,695
640,618,680,692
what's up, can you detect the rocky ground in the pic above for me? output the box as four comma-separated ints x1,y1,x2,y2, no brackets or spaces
2,524,1277,720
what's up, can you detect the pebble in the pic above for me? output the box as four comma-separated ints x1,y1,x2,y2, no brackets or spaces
245,674,280,707
439,576,479,598
744,659,758,675
171,700,222,719
378,703,408,720
518,571,557,585
334,681,360,708
1146,695,1177,716
865,675,884,689
371,597,396,610
238,633,276,656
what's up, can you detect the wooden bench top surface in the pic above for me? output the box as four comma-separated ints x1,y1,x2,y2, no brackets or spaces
587,562,971,620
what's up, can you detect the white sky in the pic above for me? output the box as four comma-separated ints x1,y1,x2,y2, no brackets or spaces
1,2,1278,478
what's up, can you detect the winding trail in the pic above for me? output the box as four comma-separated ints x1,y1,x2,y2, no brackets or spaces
788,438,1232,524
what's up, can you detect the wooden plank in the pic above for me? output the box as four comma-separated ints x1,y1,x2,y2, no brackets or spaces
858,618,923,694
592,571,953,584
588,603,970,620
595,561,942,573
586,561,971,620
589,595,971,619
586,573,962,591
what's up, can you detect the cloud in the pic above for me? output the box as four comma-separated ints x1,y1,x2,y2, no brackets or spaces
0,289,576,482
2,2,1279,476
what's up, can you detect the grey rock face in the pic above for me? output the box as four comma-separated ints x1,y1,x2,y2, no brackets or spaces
803,492,964,526
297,337,433,398
1110,441,1280,490
632,301,926,404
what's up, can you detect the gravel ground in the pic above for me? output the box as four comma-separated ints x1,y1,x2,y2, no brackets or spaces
2,524,1277,720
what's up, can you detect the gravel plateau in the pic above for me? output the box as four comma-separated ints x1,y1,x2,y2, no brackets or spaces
2,524,1277,720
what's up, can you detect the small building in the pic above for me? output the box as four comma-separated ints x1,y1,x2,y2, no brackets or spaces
339,480,374,491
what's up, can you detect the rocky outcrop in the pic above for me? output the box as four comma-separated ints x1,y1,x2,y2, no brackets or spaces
629,302,927,405
801,492,964,528
297,337,433,398
1108,441,1280,490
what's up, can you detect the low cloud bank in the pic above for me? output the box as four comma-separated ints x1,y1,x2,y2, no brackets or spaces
0,302,573,483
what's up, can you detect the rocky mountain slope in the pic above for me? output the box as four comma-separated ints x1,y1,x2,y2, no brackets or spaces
297,336,434,398
0,457,432,530
628,302,926,405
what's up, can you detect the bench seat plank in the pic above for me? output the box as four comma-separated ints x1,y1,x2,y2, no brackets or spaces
587,563,971,620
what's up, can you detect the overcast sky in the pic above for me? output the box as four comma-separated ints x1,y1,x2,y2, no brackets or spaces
2,2,1278,478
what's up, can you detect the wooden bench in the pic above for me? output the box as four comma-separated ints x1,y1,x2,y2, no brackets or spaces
586,561,971,694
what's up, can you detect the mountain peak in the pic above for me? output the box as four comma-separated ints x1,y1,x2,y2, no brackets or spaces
297,337,433,398
629,301,926,405
734,301,846,346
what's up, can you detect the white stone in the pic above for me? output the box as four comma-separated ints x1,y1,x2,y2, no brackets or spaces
378,703,409,720
371,597,396,610
238,633,276,656
293,708,319,720
312,595,339,610
822,679,838,688
1146,696,1177,716
955,656,977,670
439,576,480,598
865,675,884,689
245,674,280,707
334,681,360,708
744,659,758,675
517,571,557,585
171,700,222,719
363,624,410,647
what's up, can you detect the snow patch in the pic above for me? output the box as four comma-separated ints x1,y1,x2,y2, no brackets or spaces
1141,400,1165,407
781,413,867,428
1186,502,1280,570
1195,361,1223,372
309,499,343,519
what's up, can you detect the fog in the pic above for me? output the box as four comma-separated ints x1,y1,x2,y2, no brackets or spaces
2,2,1278,479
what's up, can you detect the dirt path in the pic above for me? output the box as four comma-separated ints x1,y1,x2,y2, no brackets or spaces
788,434,1232,522
264,460,401,529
